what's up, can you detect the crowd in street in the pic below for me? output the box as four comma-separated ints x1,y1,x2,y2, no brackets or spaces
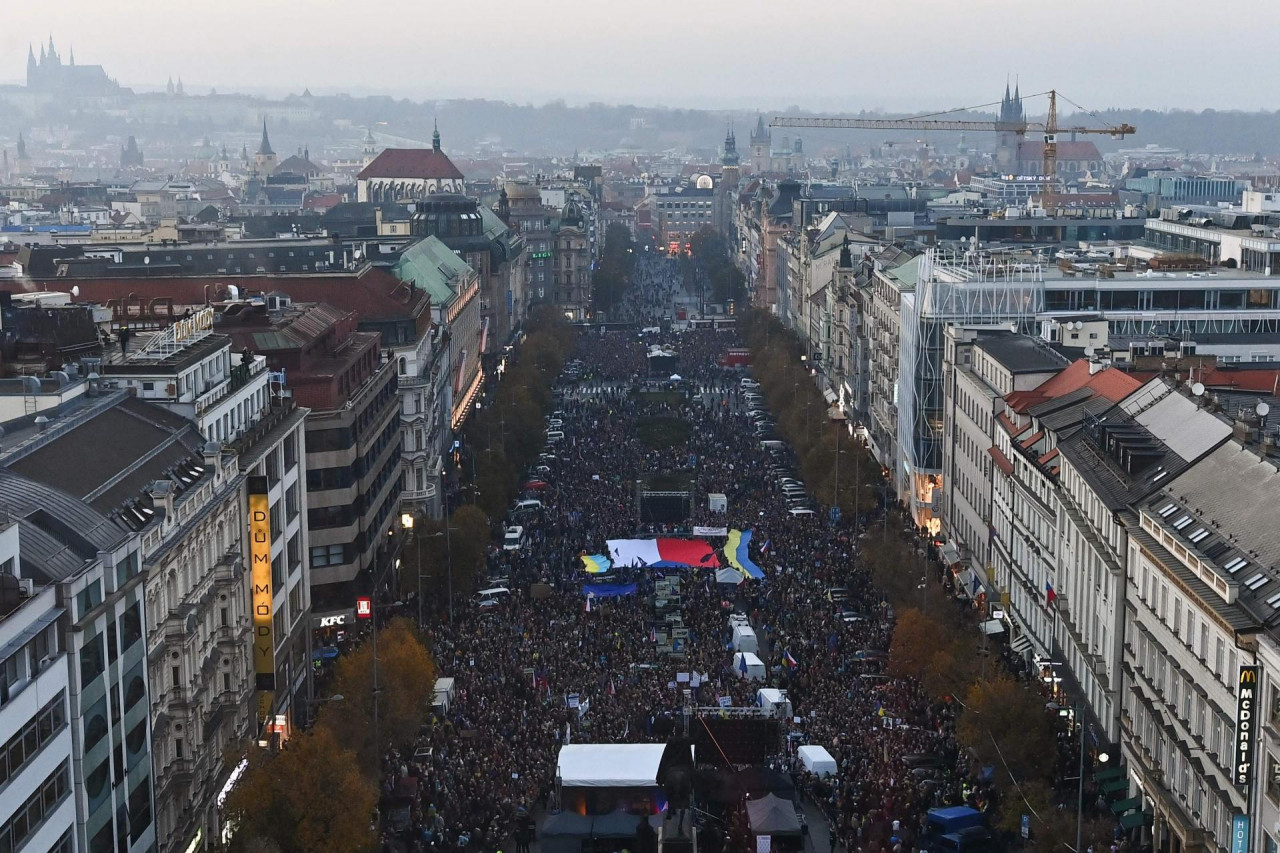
377,256,997,853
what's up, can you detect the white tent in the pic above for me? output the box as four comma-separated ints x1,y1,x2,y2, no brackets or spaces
732,625,759,653
670,373,683,381
715,568,745,586
557,744,667,788
734,651,765,681
797,745,837,777
757,688,792,719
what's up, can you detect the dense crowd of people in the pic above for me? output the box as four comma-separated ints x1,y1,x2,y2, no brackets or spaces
377,256,997,853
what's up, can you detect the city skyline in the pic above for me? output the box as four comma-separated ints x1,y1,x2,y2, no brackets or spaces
5,0,1280,112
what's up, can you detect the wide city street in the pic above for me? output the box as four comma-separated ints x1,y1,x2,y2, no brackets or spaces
377,254,996,853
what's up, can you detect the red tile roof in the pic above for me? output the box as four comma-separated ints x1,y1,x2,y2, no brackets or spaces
358,148,464,181
997,411,1029,437
1004,361,1141,415
1083,366,1142,402
988,446,1014,478
1193,366,1280,394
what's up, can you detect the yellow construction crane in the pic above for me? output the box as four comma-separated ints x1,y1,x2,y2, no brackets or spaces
772,90,1135,209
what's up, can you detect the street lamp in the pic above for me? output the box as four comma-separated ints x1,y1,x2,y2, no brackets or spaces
401,512,425,628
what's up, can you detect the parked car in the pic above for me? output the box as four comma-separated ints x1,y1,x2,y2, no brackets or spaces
502,527,525,551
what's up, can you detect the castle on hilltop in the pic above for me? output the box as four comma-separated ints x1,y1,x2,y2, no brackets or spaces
26,36,125,96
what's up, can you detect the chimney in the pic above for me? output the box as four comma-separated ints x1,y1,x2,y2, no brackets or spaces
1088,360,1104,375
149,480,174,519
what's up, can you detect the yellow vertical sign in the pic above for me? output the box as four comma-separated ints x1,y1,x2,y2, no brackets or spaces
248,476,276,711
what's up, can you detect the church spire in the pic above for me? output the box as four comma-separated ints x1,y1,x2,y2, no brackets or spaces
26,45,37,83
432,118,441,152
69,46,74,66
258,119,274,156
722,123,740,167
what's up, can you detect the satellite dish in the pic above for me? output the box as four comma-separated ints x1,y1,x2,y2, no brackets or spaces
1258,402,1271,418
70,285,80,297
1191,382,1205,397
1083,346,1096,358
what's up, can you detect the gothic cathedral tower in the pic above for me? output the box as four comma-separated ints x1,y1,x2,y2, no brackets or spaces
750,115,770,174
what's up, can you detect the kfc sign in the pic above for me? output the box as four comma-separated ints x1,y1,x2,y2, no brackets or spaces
356,597,373,619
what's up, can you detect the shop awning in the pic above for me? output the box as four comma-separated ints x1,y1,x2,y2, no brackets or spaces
1100,778,1128,795
1110,796,1141,814
1095,765,1125,783
1118,811,1148,830
940,542,964,567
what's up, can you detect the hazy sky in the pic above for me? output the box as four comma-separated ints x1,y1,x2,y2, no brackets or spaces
3,0,1276,112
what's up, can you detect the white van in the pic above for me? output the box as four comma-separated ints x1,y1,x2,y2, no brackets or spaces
740,378,760,389
477,587,511,607
788,508,816,517
433,677,456,715
547,430,565,443
502,526,525,551
760,439,785,450
513,499,543,513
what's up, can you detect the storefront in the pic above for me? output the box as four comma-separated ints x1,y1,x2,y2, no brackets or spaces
312,608,356,648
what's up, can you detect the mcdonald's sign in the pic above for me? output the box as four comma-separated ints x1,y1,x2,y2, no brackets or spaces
248,476,276,698
1235,665,1259,791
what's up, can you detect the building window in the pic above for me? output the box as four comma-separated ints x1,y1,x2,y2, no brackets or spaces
0,760,70,853
309,544,346,568
0,692,67,789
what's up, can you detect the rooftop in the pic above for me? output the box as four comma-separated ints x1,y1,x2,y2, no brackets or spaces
977,332,1071,375
1141,442,1280,628
358,148,464,181
5,395,206,520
